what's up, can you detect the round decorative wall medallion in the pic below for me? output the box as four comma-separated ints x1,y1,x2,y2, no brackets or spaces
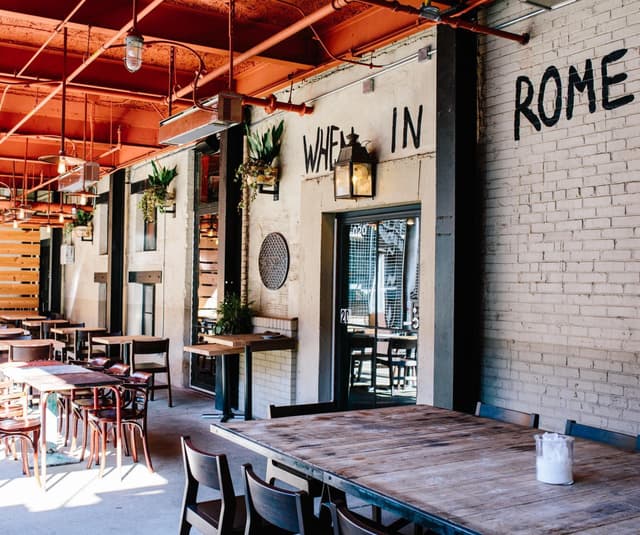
258,232,289,290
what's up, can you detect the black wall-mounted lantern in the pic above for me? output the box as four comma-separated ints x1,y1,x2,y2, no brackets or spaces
333,130,376,200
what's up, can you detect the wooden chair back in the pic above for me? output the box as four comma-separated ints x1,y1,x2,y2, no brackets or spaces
328,502,390,535
8,341,53,362
475,401,539,428
564,420,640,452
180,435,245,534
41,320,68,339
130,338,172,406
243,463,319,535
266,402,339,496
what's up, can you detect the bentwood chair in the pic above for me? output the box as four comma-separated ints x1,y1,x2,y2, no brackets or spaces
68,360,127,459
8,341,53,362
242,463,322,535
564,420,640,452
87,371,154,473
475,401,539,428
130,338,172,407
179,436,246,535
0,384,41,486
327,502,391,535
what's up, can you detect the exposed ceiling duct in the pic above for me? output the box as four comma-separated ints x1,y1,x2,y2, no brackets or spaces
158,93,243,146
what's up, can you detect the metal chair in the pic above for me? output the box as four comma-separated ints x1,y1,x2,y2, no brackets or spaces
376,337,418,391
564,420,640,452
67,329,106,361
179,435,246,534
130,338,172,407
475,401,539,428
242,463,322,535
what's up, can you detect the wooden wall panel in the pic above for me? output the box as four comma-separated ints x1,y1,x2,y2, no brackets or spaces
0,227,40,311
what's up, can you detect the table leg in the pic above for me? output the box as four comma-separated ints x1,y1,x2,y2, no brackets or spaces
40,391,49,486
244,346,252,420
220,354,233,422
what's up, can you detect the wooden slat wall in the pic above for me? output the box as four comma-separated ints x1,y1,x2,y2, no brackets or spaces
0,228,40,311
198,233,218,313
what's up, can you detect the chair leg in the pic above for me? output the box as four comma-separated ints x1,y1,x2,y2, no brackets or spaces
166,369,172,408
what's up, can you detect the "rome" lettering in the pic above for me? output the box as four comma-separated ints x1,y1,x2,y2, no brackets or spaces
514,48,634,140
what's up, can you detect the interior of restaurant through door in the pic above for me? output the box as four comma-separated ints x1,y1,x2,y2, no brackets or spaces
335,207,420,409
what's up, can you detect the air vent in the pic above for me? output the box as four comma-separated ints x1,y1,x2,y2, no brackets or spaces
158,92,243,145
58,162,100,192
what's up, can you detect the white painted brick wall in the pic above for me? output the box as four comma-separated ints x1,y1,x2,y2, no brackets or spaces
480,0,640,435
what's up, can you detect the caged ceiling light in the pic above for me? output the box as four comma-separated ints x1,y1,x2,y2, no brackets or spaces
124,0,144,73
334,129,376,200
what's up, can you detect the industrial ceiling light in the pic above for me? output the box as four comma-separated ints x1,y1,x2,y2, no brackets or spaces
419,0,441,21
124,0,144,73
334,130,376,200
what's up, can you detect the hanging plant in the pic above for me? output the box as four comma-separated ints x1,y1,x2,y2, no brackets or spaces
74,208,93,227
138,160,178,223
235,120,284,209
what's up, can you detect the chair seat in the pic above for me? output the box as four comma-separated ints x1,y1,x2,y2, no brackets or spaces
0,416,40,433
186,495,246,533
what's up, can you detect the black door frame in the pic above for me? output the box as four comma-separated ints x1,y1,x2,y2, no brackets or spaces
333,204,421,410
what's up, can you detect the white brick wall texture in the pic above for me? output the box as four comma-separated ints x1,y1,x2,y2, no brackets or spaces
480,0,639,434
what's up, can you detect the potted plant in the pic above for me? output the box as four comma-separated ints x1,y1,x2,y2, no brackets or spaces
138,160,178,223
71,208,93,239
214,293,254,334
235,120,284,207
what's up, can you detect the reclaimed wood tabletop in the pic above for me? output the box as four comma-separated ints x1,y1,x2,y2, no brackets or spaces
211,404,640,534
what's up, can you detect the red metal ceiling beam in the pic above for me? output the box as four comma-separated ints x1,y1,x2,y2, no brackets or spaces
0,0,167,147
175,0,351,100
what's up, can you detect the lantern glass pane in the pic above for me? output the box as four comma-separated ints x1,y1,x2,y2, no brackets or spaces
334,163,352,198
352,163,372,196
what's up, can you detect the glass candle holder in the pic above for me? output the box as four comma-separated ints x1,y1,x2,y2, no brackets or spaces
535,433,574,485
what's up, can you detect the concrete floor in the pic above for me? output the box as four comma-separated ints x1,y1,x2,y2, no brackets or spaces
0,387,266,534
0,387,414,534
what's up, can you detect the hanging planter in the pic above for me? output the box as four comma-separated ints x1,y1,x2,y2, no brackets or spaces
138,160,178,223
235,120,284,208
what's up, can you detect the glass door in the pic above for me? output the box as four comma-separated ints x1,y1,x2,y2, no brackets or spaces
335,208,420,409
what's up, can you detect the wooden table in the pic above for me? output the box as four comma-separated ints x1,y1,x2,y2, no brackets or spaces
91,334,163,364
184,343,245,421
202,333,296,420
50,326,107,336
1,361,122,486
211,404,640,534
0,312,46,326
0,327,28,339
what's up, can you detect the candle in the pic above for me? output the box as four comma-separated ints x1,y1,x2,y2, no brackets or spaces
535,433,574,485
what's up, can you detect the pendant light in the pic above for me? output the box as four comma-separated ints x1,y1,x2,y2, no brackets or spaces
39,26,84,172
124,0,144,73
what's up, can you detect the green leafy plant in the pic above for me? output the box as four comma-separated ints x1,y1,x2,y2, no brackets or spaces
214,293,254,334
235,120,284,209
74,208,93,227
138,160,178,223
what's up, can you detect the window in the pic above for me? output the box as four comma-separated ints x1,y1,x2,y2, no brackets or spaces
142,283,155,335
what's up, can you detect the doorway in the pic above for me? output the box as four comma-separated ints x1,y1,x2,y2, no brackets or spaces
335,207,420,409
